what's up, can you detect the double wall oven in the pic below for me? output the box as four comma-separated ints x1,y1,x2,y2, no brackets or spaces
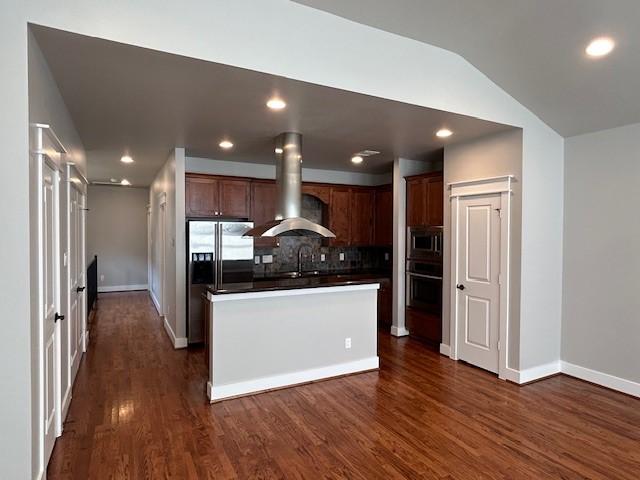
406,226,443,344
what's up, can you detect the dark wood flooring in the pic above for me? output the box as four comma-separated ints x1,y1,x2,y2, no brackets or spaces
48,291,640,479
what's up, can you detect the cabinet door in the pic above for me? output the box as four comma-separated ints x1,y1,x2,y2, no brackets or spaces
377,280,393,328
186,176,219,217
406,178,426,227
350,188,375,245
329,187,351,246
250,181,278,247
302,183,331,204
374,187,393,246
426,176,444,226
219,179,250,218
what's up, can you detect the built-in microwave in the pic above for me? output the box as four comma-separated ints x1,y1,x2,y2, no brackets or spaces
407,226,443,261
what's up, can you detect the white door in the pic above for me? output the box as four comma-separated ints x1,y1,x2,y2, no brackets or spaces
69,188,81,379
77,192,87,353
42,162,60,463
456,194,501,373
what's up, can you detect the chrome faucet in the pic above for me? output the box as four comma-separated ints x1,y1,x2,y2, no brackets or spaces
297,244,314,274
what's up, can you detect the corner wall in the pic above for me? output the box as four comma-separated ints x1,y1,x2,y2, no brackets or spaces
149,148,186,347
562,122,640,389
442,129,523,369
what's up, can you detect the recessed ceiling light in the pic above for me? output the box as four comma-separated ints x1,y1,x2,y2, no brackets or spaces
586,37,615,57
275,147,283,154
219,140,234,149
120,155,134,164
351,155,364,164
436,128,453,138
120,179,131,186
266,97,286,110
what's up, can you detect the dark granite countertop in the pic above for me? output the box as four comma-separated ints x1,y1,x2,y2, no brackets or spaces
208,270,391,295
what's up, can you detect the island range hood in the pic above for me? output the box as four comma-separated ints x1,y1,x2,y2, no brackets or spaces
243,132,335,238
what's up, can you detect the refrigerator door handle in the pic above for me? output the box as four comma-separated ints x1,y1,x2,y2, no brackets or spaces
216,222,223,290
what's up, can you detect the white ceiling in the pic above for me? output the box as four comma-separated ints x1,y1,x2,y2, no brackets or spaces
295,0,640,137
32,26,510,186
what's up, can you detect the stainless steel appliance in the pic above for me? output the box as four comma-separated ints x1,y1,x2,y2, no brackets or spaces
407,226,443,262
406,226,443,344
244,132,335,238
187,220,254,343
406,260,443,314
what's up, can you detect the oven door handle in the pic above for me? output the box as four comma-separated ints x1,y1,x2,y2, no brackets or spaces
407,272,443,281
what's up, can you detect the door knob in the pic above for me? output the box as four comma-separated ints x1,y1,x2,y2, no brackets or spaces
54,312,65,322
456,284,465,291
77,286,86,293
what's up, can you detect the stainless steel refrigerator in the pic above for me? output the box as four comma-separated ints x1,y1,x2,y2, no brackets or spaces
187,220,254,343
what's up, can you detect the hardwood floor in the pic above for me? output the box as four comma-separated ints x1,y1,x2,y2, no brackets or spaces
48,291,640,479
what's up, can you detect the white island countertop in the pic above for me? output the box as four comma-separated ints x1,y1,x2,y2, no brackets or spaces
204,282,381,402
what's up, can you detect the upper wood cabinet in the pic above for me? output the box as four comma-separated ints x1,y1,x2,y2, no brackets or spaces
350,188,375,246
374,185,393,246
329,187,352,246
250,180,278,247
406,172,443,227
185,174,250,218
219,178,250,218
302,184,331,204
186,175,219,217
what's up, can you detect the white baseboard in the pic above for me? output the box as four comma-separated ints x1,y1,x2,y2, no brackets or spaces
150,290,161,314
439,344,451,356
561,361,640,398
517,361,561,384
390,325,410,337
162,315,187,349
61,386,72,425
98,284,148,293
208,356,380,402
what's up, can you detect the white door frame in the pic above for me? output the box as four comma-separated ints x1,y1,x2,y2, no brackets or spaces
449,175,513,380
159,193,167,316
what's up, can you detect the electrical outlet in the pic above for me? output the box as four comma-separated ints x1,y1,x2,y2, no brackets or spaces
262,254,273,264
100,274,104,283
384,252,390,261
339,252,345,261
320,253,326,262
345,337,352,349
254,256,261,265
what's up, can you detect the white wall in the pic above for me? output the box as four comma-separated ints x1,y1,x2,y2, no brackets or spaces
149,148,186,347
443,129,523,369
3,1,565,476
87,185,149,291
186,156,392,186
25,32,87,480
562,123,640,385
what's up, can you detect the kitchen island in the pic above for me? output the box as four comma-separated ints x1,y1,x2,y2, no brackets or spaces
204,274,384,402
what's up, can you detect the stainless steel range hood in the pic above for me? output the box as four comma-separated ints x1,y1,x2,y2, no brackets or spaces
244,132,335,238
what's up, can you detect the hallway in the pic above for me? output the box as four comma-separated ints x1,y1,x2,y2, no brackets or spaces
48,292,640,479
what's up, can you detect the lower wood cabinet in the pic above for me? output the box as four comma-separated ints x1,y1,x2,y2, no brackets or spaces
406,307,442,346
377,279,393,329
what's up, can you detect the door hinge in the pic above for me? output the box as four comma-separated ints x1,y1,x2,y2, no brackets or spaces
495,207,503,218
498,273,503,285
497,340,501,351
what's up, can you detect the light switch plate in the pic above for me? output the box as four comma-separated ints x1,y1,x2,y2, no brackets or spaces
254,256,261,265
385,252,390,261
339,252,345,261
262,254,273,264
320,253,326,262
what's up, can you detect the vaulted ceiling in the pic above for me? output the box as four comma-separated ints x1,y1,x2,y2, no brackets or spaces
295,0,640,137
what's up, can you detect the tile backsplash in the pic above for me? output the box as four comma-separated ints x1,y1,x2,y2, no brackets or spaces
253,193,391,277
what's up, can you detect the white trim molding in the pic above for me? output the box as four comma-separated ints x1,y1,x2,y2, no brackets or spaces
162,315,188,349
98,284,148,293
208,356,380,402
439,344,451,356
390,325,410,337
208,283,380,302
448,175,514,381
561,362,640,398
